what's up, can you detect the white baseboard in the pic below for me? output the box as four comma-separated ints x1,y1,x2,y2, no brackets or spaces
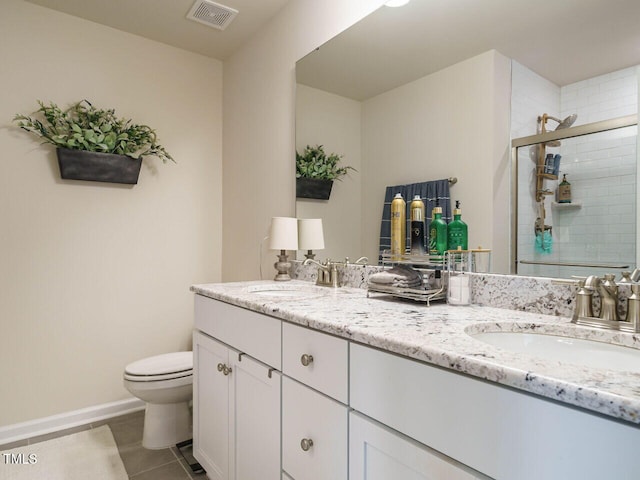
0,397,145,445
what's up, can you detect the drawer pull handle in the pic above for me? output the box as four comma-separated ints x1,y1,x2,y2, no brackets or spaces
300,438,314,451
217,363,232,376
300,354,314,367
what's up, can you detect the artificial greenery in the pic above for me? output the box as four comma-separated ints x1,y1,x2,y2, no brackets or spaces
296,145,355,181
13,100,174,163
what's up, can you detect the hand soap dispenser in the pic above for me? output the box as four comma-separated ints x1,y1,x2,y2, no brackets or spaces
447,200,468,250
429,200,448,255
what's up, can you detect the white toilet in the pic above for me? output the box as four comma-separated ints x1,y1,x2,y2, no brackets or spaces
123,351,193,449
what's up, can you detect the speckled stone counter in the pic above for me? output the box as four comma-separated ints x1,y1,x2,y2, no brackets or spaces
191,280,640,425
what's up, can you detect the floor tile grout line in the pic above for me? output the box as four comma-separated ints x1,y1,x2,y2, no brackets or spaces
176,456,196,478
128,458,181,478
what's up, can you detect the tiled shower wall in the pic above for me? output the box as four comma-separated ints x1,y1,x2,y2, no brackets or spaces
513,63,639,278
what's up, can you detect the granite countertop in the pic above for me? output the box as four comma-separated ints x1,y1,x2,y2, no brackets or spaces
191,280,640,425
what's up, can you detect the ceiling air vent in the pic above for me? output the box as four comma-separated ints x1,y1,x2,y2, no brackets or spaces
187,0,238,31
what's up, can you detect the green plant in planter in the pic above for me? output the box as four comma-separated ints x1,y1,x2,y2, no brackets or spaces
13,100,174,163
296,145,355,180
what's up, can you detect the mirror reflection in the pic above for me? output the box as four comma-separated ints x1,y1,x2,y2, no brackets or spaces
295,1,640,277
514,121,638,279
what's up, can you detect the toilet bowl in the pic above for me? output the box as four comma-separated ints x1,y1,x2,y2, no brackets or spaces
123,351,193,449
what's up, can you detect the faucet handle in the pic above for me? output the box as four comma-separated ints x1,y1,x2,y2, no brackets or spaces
620,271,632,283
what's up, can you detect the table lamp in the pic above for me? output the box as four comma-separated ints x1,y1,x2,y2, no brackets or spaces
298,218,325,260
268,217,298,281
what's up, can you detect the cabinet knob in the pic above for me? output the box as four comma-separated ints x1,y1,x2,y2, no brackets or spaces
300,354,314,367
300,438,314,451
217,363,232,375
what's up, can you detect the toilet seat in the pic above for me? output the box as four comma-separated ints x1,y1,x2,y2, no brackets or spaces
124,351,192,382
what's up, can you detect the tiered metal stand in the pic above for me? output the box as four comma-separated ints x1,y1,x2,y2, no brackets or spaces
366,251,448,305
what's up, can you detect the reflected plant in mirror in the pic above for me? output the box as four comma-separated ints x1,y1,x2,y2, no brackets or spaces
296,145,356,201
295,145,355,181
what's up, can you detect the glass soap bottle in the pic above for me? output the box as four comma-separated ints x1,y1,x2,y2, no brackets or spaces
447,200,468,250
429,201,448,255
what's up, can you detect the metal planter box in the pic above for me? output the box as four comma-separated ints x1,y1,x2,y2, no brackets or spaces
296,178,333,200
56,148,142,185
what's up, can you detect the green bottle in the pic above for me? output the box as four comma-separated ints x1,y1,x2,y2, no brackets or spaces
447,200,468,250
429,201,448,255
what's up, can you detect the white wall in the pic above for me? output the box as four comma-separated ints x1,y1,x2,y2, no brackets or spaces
361,50,512,269
0,0,222,426
222,0,385,281
295,84,362,261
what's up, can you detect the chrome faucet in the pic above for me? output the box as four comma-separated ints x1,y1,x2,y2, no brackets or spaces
303,256,369,288
569,273,639,333
303,258,339,287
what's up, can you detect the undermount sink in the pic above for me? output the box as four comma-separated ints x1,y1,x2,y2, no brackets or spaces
246,284,328,298
468,327,640,373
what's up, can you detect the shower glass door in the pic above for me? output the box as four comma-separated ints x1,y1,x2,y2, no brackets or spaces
512,117,638,279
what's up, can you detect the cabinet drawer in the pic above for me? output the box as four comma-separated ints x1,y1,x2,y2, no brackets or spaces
282,377,347,480
282,322,348,403
194,294,281,369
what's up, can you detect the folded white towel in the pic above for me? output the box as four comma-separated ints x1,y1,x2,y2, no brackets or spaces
368,270,405,285
369,265,423,288
391,279,422,288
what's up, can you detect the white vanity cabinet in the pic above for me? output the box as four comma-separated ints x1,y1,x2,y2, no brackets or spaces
350,411,485,480
193,295,281,480
350,343,640,480
193,289,640,480
281,323,349,480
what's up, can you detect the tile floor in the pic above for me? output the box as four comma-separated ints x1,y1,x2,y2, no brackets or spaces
0,410,207,479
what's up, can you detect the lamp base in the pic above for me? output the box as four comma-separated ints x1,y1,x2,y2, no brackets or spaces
274,250,292,281
304,250,316,260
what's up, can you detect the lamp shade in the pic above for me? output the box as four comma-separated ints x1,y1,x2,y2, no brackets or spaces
298,218,325,251
268,217,298,251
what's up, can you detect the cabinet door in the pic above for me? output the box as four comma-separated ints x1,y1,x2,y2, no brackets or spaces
193,332,230,480
230,353,281,480
282,377,347,480
350,412,486,480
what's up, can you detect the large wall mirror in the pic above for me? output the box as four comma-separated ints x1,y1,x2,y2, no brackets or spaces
295,0,640,278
